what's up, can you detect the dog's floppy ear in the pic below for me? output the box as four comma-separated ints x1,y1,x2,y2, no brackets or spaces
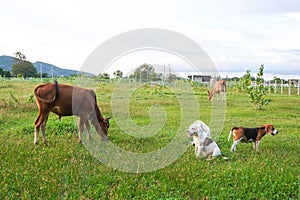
266,124,274,133
258,125,266,132
264,124,273,134
193,127,199,136
197,125,205,137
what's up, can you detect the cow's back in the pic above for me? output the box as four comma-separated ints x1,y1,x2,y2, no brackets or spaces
35,83,94,117
54,84,95,117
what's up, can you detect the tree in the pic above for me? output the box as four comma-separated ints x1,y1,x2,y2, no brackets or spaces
11,52,37,78
131,63,155,82
14,51,26,61
149,73,163,81
167,73,179,82
98,73,110,79
42,73,49,78
0,67,11,77
271,76,284,84
242,65,271,110
113,70,123,78
12,60,37,78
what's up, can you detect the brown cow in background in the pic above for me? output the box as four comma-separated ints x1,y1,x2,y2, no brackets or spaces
207,80,226,101
33,81,110,145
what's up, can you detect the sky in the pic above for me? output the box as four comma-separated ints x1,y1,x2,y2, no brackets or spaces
1,0,300,79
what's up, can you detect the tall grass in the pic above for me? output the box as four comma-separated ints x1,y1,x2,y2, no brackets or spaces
0,80,299,199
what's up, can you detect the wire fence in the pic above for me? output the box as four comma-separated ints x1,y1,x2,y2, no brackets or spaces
225,79,300,95
265,79,300,95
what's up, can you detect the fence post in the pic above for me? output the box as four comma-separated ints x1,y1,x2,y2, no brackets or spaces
274,80,277,93
288,79,291,95
281,80,283,94
298,79,300,95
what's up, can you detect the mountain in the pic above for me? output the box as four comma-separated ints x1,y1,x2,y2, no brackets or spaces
0,55,13,72
0,55,94,77
33,61,92,77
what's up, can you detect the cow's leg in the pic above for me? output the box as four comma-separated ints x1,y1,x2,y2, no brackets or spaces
222,91,226,101
84,120,91,140
34,121,40,145
34,114,41,145
34,111,50,145
41,115,49,144
78,117,86,143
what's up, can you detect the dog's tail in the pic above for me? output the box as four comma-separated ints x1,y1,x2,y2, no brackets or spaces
228,131,233,142
207,155,229,161
228,127,239,142
222,156,229,161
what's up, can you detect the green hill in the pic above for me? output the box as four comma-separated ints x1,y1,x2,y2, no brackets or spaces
0,55,94,77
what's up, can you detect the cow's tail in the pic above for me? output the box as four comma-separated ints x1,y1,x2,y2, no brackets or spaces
54,80,59,100
34,80,59,103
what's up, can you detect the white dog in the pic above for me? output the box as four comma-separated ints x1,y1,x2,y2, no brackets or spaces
187,120,222,159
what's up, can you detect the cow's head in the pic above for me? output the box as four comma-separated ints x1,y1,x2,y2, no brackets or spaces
99,117,112,136
207,90,213,101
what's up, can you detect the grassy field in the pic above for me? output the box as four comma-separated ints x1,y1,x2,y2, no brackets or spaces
0,79,299,199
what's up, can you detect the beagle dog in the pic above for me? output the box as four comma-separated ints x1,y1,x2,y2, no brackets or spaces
187,120,221,159
228,124,279,152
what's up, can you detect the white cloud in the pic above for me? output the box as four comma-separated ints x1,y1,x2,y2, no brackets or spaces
0,0,300,78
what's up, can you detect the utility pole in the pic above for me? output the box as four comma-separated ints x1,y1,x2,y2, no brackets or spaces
139,69,141,82
298,79,300,95
169,64,171,83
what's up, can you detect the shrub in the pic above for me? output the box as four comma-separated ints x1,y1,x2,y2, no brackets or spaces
241,65,271,110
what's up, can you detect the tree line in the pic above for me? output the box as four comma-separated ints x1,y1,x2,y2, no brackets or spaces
97,63,180,82
1,52,295,86
1,52,179,81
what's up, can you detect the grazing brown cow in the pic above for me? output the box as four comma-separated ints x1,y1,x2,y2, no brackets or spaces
207,80,226,101
34,81,111,145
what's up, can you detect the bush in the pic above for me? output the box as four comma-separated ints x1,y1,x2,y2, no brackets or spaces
241,65,271,110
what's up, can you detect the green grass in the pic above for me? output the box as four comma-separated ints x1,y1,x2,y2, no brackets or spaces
0,80,299,199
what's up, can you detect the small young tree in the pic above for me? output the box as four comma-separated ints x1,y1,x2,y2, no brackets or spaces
242,65,271,110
